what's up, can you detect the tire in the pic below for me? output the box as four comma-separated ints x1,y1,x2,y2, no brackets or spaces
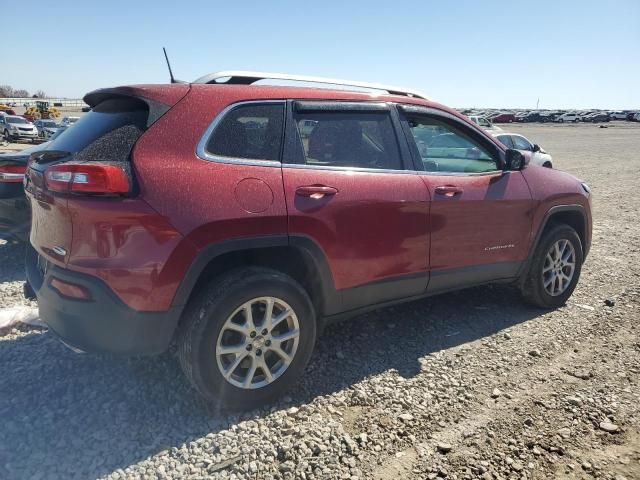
559,119,564,123
3,130,10,142
177,267,317,410
520,225,583,308
542,162,552,168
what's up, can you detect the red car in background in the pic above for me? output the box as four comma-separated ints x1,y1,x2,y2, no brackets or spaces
489,112,516,123
24,71,592,409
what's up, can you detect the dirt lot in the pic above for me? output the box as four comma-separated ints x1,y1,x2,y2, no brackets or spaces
0,122,638,480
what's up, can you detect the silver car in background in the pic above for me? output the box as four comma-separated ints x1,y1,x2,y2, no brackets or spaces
34,119,59,138
1,115,39,142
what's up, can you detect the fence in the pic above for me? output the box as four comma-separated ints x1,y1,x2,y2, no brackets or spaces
0,98,87,108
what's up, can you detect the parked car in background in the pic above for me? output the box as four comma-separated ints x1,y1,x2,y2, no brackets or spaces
555,113,580,123
468,115,503,131
538,113,557,123
489,112,516,123
609,111,627,120
633,113,640,122
60,116,80,126
522,112,543,122
586,113,611,123
24,71,592,408
626,112,639,121
493,133,553,168
43,123,67,140
579,112,599,122
34,119,59,137
1,115,39,142
0,141,50,241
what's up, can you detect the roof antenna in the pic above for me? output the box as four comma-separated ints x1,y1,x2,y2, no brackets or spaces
163,47,184,83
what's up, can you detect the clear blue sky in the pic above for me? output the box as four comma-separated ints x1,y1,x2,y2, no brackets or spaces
3,0,639,109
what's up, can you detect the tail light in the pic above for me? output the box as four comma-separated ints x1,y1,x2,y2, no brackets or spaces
0,165,26,183
45,162,131,195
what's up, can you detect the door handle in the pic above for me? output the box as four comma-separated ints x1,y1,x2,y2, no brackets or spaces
434,185,464,197
295,185,338,199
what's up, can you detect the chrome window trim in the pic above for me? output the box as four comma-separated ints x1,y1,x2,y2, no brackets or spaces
195,100,286,167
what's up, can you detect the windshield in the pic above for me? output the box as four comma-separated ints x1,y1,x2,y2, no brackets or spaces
7,117,27,124
42,121,57,127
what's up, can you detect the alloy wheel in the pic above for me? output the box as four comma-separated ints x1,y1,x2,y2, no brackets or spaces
542,239,576,296
216,297,300,389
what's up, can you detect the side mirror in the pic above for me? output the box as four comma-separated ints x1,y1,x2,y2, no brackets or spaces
504,149,525,171
532,144,541,152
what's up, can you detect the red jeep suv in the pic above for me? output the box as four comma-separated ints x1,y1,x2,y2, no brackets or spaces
24,72,592,409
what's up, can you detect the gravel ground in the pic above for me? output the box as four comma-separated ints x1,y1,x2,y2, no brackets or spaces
0,122,638,480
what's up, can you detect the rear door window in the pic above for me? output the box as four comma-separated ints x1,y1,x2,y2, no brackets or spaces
292,110,402,170
205,103,284,161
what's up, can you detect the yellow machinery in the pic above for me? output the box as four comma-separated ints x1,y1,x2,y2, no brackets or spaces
24,101,60,121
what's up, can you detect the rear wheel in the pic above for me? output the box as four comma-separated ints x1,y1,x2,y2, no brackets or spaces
177,267,317,410
520,225,583,308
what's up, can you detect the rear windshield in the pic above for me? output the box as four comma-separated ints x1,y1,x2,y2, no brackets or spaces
48,98,148,159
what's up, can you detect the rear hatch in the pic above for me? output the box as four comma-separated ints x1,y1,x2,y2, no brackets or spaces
25,84,188,265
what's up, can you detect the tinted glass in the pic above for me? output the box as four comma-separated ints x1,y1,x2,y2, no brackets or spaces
512,135,533,151
7,117,27,124
293,111,401,170
48,98,148,155
206,104,284,161
406,116,497,173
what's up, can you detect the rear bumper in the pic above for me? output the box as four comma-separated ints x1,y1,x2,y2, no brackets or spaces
0,195,30,241
26,246,181,355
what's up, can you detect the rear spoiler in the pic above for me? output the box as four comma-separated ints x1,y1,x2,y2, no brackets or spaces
83,84,189,127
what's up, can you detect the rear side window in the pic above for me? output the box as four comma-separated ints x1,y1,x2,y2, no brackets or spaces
206,104,284,161
293,111,402,170
47,98,148,163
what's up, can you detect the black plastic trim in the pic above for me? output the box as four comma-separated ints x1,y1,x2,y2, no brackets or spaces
342,271,427,311
25,245,181,355
428,261,522,293
324,261,523,325
293,101,389,112
171,235,290,307
526,204,589,265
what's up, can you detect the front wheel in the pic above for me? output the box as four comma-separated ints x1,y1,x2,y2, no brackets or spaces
3,130,10,142
177,267,317,410
520,225,583,308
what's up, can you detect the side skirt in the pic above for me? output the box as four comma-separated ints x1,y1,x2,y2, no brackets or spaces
322,261,522,327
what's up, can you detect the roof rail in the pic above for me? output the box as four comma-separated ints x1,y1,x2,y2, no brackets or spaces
192,71,429,100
